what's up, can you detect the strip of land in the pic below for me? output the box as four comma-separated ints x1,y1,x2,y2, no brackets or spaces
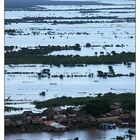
33,93,135,109
5,51,135,65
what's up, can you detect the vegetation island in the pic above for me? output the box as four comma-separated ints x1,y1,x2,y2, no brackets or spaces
5,92,135,140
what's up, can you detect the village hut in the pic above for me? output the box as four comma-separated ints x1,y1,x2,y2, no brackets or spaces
32,117,43,125
43,121,68,132
43,107,63,120
22,111,33,117
5,119,12,127
15,120,23,127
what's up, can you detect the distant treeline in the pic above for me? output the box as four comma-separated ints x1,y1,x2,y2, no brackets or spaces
7,15,119,21
79,7,135,13
6,7,135,12
5,50,135,65
5,44,81,52
5,17,135,24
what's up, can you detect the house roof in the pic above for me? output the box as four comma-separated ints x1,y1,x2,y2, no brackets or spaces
52,107,63,112
43,121,54,125
5,119,11,122
43,121,67,128
49,122,67,128
32,117,42,122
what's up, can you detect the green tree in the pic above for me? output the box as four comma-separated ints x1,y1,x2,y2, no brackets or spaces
83,99,111,116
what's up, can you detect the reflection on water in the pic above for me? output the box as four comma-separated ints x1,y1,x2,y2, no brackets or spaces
5,128,135,140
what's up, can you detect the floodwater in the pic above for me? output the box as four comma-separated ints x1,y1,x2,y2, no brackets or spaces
5,1,135,53
5,0,136,139
5,63,135,115
5,0,135,114
5,128,135,140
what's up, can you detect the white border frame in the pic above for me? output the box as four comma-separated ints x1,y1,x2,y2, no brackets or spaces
0,0,139,140
0,0,4,139
136,0,140,139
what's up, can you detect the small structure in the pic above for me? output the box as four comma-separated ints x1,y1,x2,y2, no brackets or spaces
22,116,32,124
55,115,67,124
87,115,96,122
52,107,63,112
111,108,124,116
128,129,135,135
121,122,129,127
32,117,42,125
15,120,23,126
110,102,121,110
43,121,68,132
22,111,33,117
99,123,116,129
11,121,16,127
38,69,51,78
81,115,88,123
130,110,135,120
106,113,113,117
75,116,82,123
39,91,46,96
68,114,77,118
53,114,66,120
5,119,12,127
73,107,81,112
116,136,125,140
43,107,63,120
119,114,130,121
50,83,57,85
41,116,47,121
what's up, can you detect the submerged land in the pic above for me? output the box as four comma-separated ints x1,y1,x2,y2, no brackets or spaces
5,0,135,139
